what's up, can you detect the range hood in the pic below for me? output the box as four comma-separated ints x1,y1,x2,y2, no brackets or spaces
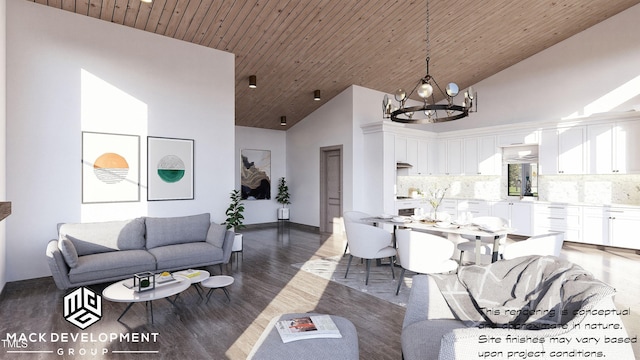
396,162,413,169
502,145,538,164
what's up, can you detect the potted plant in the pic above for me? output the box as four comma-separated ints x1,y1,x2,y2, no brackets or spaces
276,177,291,220
224,189,245,253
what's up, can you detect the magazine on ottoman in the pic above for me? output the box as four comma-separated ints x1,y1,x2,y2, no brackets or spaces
275,315,342,343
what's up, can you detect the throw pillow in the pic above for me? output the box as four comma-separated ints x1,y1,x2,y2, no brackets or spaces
206,222,227,248
58,237,79,268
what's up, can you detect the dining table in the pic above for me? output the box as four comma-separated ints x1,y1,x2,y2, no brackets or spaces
363,216,514,264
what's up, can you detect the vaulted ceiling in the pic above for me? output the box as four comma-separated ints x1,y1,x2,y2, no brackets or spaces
28,0,640,130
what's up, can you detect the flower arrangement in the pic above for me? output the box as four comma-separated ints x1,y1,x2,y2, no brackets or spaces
427,186,449,218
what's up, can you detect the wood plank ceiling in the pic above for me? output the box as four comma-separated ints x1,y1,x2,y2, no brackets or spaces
28,0,640,130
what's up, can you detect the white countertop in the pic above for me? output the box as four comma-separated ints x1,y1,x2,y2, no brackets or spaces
395,197,640,209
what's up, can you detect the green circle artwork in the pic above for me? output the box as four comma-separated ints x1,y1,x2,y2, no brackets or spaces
157,155,185,183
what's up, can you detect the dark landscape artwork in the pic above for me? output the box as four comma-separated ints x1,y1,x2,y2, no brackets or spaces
241,149,271,200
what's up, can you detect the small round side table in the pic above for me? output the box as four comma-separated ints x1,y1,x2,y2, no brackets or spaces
200,275,234,303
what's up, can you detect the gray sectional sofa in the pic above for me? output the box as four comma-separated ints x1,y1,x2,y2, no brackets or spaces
45,213,234,290
402,256,635,360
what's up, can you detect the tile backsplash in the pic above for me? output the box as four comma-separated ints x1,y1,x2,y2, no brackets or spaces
538,174,640,205
397,175,502,200
397,174,640,205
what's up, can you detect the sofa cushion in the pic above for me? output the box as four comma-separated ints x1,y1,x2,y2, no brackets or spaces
206,222,227,248
58,218,146,256
68,250,156,284
58,237,79,268
149,242,223,270
402,320,465,360
145,213,211,249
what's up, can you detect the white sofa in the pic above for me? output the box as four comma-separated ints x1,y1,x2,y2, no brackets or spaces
402,257,635,360
46,213,234,290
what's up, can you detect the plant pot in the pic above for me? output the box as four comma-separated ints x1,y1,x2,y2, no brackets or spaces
277,207,290,220
232,233,243,252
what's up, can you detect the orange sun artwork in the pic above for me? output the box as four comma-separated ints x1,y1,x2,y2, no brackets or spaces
93,152,129,184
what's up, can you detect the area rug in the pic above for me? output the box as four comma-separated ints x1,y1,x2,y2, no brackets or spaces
292,255,413,307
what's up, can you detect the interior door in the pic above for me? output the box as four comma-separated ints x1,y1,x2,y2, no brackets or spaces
320,146,343,233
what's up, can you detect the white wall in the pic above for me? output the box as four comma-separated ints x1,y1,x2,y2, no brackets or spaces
235,126,286,224
286,87,354,227
351,86,390,215
433,3,640,133
0,0,7,293
6,0,235,282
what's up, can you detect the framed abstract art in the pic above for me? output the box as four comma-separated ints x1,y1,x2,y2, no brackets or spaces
241,149,271,200
147,136,194,201
82,131,140,203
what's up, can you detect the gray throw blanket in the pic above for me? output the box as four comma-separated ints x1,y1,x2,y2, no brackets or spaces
431,256,615,328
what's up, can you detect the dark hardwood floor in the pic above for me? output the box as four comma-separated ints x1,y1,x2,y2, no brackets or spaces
0,224,638,359
0,225,405,359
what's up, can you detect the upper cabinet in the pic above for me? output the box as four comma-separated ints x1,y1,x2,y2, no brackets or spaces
464,136,500,175
446,139,463,175
416,139,429,175
496,131,539,147
394,136,408,163
539,126,585,175
427,140,447,175
406,138,419,175
587,120,640,174
395,135,431,175
389,114,639,178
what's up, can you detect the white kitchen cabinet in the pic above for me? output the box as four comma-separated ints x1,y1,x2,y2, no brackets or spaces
416,140,429,175
496,131,539,147
463,138,479,175
614,121,640,173
446,139,463,175
395,135,408,163
581,207,609,245
458,199,491,218
582,207,640,249
608,208,640,249
492,201,533,236
587,120,640,174
427,140,447,175
406,138,419,175
534,204,581,241
539,127,585,174
464,136,500,175
439,199,458,220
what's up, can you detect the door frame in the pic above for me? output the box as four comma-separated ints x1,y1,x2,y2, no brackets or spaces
319,145,343,234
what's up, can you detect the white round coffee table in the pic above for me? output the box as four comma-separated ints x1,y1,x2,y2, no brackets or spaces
103,276,190,324
201,275,234,303
173,269,210,299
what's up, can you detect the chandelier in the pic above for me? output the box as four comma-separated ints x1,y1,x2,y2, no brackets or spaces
383,0,477,124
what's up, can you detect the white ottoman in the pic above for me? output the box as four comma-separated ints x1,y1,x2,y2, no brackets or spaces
200,275,234,303
248,313,359,359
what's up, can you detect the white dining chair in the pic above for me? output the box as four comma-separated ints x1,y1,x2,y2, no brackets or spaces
343,221,396,285
342,211,373,256
457,216,508,264
395,229,458,295
502,232,565,260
